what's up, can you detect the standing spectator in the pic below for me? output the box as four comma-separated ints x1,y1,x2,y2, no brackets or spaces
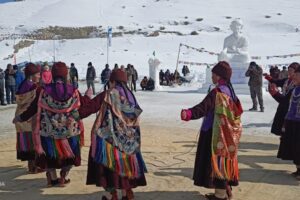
113,63,119,71
159,69,165,85
41,64,52,85
270,65,280,81
14,65,25,92
279,66,288,80
174,69,180,83
165,69,170,86
126,64,134,91
182,65,190,77
140,76,148,90
0,68,6,105
120,65,126,72
69,63,78,86
86,62,96,95
245,61,264,112
101,64,111,84
5,64,16,104
131,65,138,92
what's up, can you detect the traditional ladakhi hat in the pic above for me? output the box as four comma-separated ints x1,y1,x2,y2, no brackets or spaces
288,62,300,71
52,62,68,78
211,61,232,81
110,69,128,83
294,65,300,73
24,62,41,77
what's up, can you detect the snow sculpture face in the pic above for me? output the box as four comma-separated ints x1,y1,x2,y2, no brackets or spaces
230,19,243,37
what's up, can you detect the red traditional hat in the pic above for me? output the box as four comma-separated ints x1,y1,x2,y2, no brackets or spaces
288,62,300,71
211,61,232,81
52,62,68,78
24,62,41,77
110,69,127,83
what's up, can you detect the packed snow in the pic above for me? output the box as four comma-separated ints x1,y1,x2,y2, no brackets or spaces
0,0,299,137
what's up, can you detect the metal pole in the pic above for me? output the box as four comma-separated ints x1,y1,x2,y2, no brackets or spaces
28,48,31,62
53,39,55,62
175,43,181,82
107,36,109,65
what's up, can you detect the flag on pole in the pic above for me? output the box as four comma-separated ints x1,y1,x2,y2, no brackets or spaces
107,26,112,47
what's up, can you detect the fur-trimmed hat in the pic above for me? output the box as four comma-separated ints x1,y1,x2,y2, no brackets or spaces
24,62,41,77
110,69,127,83
211,61,232,81
52,62,68,78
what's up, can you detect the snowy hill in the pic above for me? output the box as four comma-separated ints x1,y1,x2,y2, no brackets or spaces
0,0,300,78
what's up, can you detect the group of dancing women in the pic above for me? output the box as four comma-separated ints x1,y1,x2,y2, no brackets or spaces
12,60,300,200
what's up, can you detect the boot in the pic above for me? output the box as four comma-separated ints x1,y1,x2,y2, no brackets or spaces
205,194,228,200
249,107,257,111
102,192,118,200
46,172,59,187
226,185,233,200
59,169,71,187
27,160,36,174
122,189,134,200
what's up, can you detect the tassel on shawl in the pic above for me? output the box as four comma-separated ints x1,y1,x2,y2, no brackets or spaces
92,136,147,178
41,135,80,159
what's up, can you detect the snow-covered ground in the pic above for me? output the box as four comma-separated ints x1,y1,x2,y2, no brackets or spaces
0,0,300,78
0,0,298,137
0,81,277,139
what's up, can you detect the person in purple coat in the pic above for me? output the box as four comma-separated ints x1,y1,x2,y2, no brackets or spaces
14,63,41,173
181,61,243,200
277,67,300,179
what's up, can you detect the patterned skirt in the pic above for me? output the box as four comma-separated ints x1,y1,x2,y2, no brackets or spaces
35,135,81,169
277,120,300,165
16,132,35,161
86,148,147,189
193,129,239,189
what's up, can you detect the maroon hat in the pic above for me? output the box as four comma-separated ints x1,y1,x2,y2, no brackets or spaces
24,63,41,77
288,62,300,71
52,62,68,78
211,61,232,81
294,65,300,73
110,69,127,83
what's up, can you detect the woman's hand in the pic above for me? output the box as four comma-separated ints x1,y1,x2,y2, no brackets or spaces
181,109,192,121
181,109,187,120
12,116,21,124
269,83,279,96
263,73,272,81
85,87,93,98
35,145,45,156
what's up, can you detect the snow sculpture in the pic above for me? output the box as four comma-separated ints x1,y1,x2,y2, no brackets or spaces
148,58,161,90
218,19,250,84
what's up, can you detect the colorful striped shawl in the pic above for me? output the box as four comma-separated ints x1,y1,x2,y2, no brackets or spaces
211,91,243,182
91,88,147,178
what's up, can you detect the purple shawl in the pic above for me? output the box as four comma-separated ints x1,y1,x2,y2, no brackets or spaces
43,82,75,101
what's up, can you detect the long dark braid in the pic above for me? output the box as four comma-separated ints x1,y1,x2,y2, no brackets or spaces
227,81,239,103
